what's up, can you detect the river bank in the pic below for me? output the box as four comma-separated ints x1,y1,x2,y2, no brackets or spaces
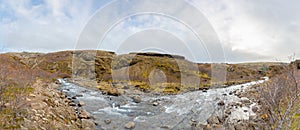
7,80,95,129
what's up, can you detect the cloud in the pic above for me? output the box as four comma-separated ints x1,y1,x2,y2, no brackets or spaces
0,0,103,52
0,0,299,62
191,0,300,61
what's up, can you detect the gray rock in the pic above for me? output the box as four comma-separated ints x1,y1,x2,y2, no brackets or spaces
76,94,83,97
225,109,231,115
104,119,111,124
79,110,91,119
217,100,225,106
252,106,259,113
124,121,135,129
152,102,159,106
207,116,220,125
241,97,251,104
132,96,142,103
78,101,85,107
160,125,170,129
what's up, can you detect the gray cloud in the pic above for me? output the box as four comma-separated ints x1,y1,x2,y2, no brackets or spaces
194,0,300,61
0,0,300,62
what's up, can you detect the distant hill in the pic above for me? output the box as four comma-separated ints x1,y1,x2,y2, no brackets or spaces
2,50,284,93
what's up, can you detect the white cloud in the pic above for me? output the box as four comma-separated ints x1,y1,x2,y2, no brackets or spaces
1,0,300,62
0,0,96,52
191,0,300,61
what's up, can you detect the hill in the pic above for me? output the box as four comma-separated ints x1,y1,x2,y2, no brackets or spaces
4,50,279,94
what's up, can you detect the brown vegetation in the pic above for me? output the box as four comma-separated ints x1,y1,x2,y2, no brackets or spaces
0,54,52,128
6,50,272,94
258,62,300,129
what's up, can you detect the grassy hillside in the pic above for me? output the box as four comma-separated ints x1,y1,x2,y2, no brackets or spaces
5,50,276,94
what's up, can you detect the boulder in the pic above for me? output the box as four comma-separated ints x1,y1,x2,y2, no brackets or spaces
29,94,36,97
152,102,159,106
225,109,231,115
207,116,220,125
252,106,259,113
108,89,121,96
132,96,142,103
217,100,225,106
79,110,91,119
104,119,111,124
78,101,85,107
69,102,76,106
124,121,135,129
76,94,84,97
241,97,251,104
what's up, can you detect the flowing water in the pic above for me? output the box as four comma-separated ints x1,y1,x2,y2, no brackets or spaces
58,78,268,130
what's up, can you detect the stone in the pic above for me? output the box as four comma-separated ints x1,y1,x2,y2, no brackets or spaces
81,119,95,129
160,125,170,129
225,109,231,115
124,121,135,129
241,97,251,104
69,102,76,106
132,96,142,103
26,98,31,102
79,110,91,119
76,94,84,97
78,101,85,107
152,102,159,106
252,106,259,113
217,100,225,106
123,86,129,89
207,116,220,125
54,100,60,106
104,119,111,124
108,89,121,96
60,94,66,98
29,94,36,97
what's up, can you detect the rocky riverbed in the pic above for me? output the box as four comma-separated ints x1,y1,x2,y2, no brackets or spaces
58,77,268,130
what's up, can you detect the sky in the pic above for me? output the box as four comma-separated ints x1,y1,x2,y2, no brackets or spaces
0,0,300,63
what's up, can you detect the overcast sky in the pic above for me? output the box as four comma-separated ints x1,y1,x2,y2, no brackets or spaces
0,0,299,63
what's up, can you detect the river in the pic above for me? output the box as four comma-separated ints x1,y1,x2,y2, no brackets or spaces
58,77,268,129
